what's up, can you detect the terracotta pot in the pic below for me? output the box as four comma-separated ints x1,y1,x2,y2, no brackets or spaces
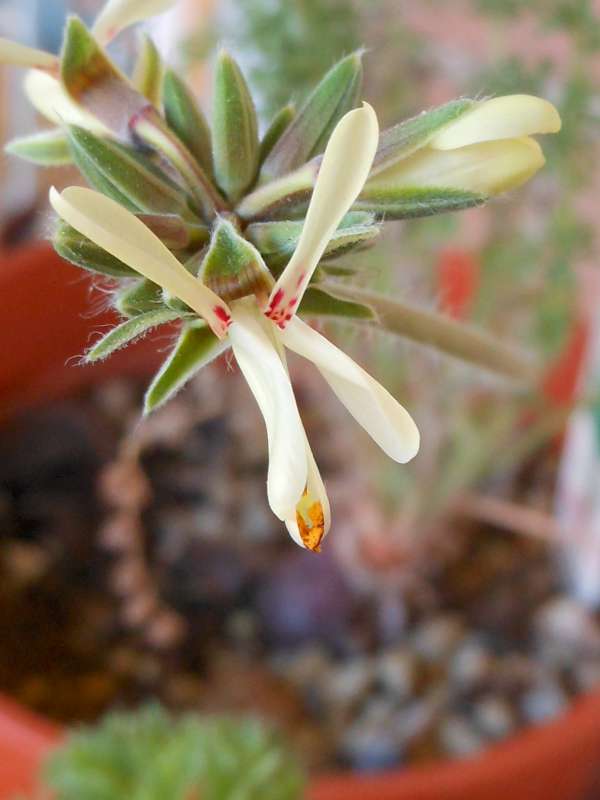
0,695,60,796
2,243,600,800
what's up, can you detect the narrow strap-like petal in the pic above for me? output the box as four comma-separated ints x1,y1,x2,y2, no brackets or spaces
23,70,108,134
285,440,331,552
429,95,561,150
93,0,178,45
0,38,58,69
281,317,420,463
264,103,379,329
229,300,308,519
49,186,232,338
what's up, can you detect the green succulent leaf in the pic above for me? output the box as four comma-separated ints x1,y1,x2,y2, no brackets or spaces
370,99,476,176
259,103,296,165
133,34,163,106
54,221,137,277
212,51,259,202
114,279,163,317
163,68,213,177
355,186,487,220
247,212,380,269
86,309,183,362
144,321,227,412
5,129,72,166
131,107,225,220
136,214,209,250
61,16,147,138
260,51,363,180
200,218,272,302
300,286,375,319
67,125,192,217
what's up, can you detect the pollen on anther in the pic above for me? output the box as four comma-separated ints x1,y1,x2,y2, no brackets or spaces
297,497,325,553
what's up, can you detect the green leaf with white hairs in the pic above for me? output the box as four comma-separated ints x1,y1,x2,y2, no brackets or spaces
86,308,183,362
162,68,213,177
5,129,72,166
260,51,363,180
355,186,487,219
54,221,137,277
200,218,272,302
67,125,192,217
132,34,163,106
144,321,227,412
61,16,146,138
370,99,475,176
300,287,375,319
259,104,296,165
247,212,379,269
212,51,259,202
114,279,162,317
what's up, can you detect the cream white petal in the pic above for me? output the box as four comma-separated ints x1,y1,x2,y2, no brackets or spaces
49,186,232,338
228,301,308,519
366,136,545,197
265,103,379,328
430,95,561,150
0,39,58,69
93,0,178,44
285,440,331,550
281,317,420,463
24,70,108,134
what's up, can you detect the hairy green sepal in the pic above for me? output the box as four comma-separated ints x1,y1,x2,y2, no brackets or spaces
86,309,183,362
67,125,192,217
212,51,259,203
260,51,362,179
144,321,227,412
356,186,487,219
371,99,476,176
247,212,379,269
133,34,163,106
5,129,72,166
163,68,213,177
200,217,272,302
54,222,136,278
61,16,146,138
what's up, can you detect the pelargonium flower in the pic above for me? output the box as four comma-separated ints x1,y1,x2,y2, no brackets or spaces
2,0,561,549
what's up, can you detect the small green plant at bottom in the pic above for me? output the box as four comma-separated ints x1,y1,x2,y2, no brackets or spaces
19,705,306,800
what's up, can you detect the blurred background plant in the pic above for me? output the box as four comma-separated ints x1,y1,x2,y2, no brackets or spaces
17,705,305,800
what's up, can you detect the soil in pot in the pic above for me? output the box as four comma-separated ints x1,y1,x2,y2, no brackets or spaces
1,367,600,775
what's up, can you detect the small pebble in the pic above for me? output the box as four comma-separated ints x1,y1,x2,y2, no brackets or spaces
473,696,516,740
340,720,401,772
322,658,375,709
521,680,568,724
449,638,493,688
376,648,415,698
412,615,464,663
439,716,484,758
